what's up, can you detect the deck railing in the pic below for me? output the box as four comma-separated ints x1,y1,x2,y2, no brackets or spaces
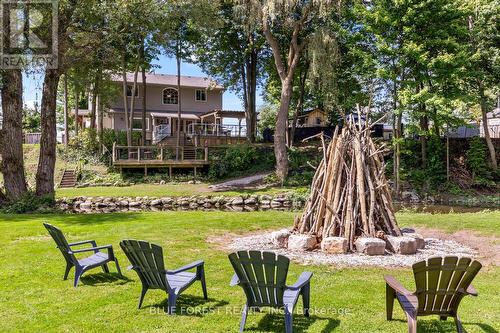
152,124,172,144
112,143,208,163
187,123,246,138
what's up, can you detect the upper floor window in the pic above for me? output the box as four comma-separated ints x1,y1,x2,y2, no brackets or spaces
126,85,139,97
195,89,207,102
163,88,178,104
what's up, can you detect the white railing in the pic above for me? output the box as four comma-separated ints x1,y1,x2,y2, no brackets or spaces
152,124,171,143
187,123,246,137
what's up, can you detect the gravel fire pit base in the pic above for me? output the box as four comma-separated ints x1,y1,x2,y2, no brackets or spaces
228,230,476,268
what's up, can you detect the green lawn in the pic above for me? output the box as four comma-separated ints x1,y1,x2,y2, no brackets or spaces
0,211,498,332
56,183,305,198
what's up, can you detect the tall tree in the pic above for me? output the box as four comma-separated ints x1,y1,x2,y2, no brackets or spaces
464,0,499,171
239,0,338,180
0,70,28,201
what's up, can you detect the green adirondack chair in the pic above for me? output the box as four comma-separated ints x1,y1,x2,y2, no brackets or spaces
43,223,122,287
385,256,482,333
229,250,313,333
120,239,207,315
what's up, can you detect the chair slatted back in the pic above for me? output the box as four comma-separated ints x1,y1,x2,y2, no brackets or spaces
229,251,290,308
413,256,482,315
120,240,168,290
43,223,76,264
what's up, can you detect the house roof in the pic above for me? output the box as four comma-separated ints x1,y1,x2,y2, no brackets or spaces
150,112,200,120
111,72,223,89
297,108,325,118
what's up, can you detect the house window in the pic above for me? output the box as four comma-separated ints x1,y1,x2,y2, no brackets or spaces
126,85,139,97
195,89,207,102
316,117,322,125
163,88,178,104
132,118,149,131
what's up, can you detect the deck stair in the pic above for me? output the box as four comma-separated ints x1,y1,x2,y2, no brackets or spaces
59,169,77,188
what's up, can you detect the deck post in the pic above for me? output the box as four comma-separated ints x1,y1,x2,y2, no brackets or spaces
160,147,164,161
169,166,172,178
112,142,116,163
144,166,148,176
194,166,197,180
137,147,140,161
204,147,208,162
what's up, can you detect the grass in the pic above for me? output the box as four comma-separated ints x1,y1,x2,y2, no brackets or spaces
0,210,498,332
56,183,306,198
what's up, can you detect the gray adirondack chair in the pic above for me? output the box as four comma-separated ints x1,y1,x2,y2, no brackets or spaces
228,251,313,333
385,256,482,333
120,239,207,315
43,223,122,287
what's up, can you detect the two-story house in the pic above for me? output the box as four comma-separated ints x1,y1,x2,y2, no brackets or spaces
78,72,247,146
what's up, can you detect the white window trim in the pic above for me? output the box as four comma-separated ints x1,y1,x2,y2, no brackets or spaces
132,117,150,131
126,85,140,98
195,88,207,102
162,87,179,105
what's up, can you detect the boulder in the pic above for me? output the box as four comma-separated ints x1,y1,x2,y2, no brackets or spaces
270,200,282,207
386,236,417,254
80,202,92,209
321,237,348,254
402,232,425,250
231,197,245,205
189,202,199,209
355,237,386,256
117,200,129,207
161,197,173,205
245,197,257,205
288,234,317,251
271,229,291,248
128,201,141,207
150,199,162,206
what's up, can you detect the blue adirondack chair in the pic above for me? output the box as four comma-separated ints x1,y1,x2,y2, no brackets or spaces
120,239,208,315
229,250,313,333
43,223,122,287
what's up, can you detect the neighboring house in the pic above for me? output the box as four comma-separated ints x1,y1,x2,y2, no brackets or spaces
296,108,329,127
480,108,500,139
76,72,246,145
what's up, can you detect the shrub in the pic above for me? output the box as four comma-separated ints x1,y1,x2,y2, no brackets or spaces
208,145,275,180
466,137,492,184
0,192,55,214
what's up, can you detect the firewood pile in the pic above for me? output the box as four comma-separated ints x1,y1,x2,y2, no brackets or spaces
293,112,402,252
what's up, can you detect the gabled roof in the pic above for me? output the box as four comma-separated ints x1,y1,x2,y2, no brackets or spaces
111,72,223,89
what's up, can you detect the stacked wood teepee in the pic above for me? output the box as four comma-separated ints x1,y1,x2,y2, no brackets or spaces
293,111,402,251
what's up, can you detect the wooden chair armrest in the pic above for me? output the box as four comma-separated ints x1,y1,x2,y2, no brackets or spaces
288,271,313,290
167,260,204,274
384,275,412,295
230,273,240,287
466,284,478,296
68,240,97,247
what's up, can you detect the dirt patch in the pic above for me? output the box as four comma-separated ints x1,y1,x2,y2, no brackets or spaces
415,227,500,266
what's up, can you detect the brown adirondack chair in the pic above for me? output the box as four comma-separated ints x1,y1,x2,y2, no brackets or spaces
385,256,482,333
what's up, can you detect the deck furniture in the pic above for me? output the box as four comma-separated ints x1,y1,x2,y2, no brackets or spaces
43,223,122,287
385,256,482,333
120,239,207,314
228,250,313,333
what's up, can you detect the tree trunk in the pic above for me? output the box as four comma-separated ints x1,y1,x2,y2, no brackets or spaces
36,69,60,198
0,69,28,201
97,94,103,151
245,44,258,143
176,39,182,160
241,63,249,140
129,64,139,146
420,114,428,168
275,76,293,180
63,75,69,146
479,83,498,170
141,66,147,146
74,90,79,137
140,39,147,145
90,81,97,129
122,53,131,146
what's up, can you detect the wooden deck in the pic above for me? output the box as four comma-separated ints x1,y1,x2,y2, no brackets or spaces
112,144,209,176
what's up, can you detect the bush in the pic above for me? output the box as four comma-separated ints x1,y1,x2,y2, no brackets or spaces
466,137,492,185
208,145,275,180
0,192,55,214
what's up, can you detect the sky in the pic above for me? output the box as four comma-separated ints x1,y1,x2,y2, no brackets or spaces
22,54,265,111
